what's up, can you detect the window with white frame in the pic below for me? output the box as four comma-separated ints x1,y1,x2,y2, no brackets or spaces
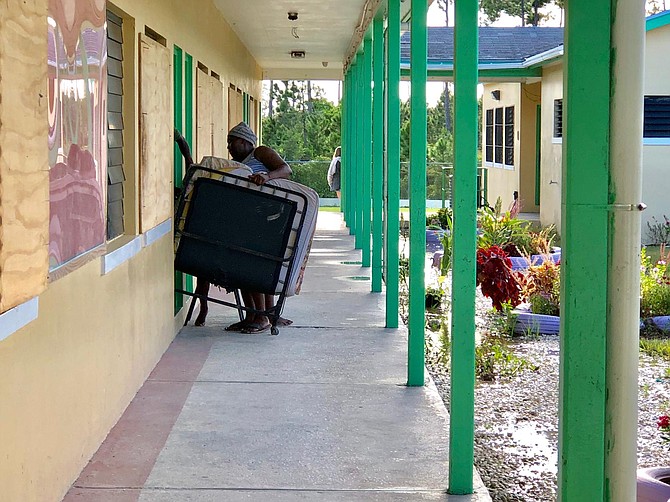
485,105,515,168
644,96,670,143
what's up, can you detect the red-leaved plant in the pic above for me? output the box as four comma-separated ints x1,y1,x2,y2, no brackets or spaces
476,245,524,311
659,415,670,446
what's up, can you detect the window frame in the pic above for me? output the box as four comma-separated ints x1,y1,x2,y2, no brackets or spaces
484,105,515,169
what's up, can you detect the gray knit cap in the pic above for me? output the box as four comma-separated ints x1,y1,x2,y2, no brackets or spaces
228,122,257,147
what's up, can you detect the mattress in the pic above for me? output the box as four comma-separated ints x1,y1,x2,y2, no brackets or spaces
174,162,318,297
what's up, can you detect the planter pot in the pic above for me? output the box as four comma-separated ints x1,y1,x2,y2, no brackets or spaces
513,308,560,335
509,251,561,271
641,316,670,331
637,466,670,502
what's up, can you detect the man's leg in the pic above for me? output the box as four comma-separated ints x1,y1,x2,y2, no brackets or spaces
194,277,210,326
264,294,292,326
241,292,270,333
225,290,255,331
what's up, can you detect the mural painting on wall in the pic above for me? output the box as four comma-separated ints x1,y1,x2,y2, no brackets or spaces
47,0,107,270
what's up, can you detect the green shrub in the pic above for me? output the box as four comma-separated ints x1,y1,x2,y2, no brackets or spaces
475,335,538,381
289,160,333,197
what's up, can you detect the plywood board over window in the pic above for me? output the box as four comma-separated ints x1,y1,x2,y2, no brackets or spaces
228,84,244,133
196,66,212,161
0,0,49,312
211,76,225,157
139,33,172,233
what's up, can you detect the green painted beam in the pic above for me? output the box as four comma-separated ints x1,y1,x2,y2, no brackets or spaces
371,16,384,291
362,37,373,268
558,1,611,500
448,0,478,494
385,0,401,329
400,67,542,79
407,0,427,387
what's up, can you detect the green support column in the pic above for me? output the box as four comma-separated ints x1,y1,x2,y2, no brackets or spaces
350,61,360,238
407,0,427,386
371,17,384,292
385,0,401,328
355,55,365,250
449,0,478,493
341,72,348,221
559,1,611,500
362,37,373,268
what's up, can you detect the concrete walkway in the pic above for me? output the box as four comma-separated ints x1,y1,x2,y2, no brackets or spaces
64,212,490,501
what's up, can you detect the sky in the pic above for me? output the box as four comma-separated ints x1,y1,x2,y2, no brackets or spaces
265,2,563,108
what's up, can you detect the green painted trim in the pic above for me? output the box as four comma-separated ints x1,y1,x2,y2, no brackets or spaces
400,67,542,79
646,10,670,31
184,53,194,295
558,2,611,500
535,104,542,206
362,38,373,268
243,92,249,123
371,17,384,291
173,45,184,314
448,0,478,493
385,0,401,329
407,0,427,387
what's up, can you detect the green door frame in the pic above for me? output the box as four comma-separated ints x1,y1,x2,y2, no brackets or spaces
173,45,184,314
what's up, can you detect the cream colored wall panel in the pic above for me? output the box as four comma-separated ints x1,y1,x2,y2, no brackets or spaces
0,237,175,502
539,64,564,232
644,26,670,95
139,34,172,232
0,0,49,313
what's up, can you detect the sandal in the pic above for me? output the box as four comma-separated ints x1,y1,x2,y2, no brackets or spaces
225,321,250,332
241,322,271,334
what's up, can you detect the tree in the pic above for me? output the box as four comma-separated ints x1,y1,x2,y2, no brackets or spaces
436,0,453,133
479,0,557,26
262,80,341,161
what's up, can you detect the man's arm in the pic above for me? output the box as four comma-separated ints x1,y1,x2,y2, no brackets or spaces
253,146,292,181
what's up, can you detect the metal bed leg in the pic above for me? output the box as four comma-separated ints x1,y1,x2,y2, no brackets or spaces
233,289,244,322
184,295,197,326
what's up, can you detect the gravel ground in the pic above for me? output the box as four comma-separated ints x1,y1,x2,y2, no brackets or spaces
424,290,670,501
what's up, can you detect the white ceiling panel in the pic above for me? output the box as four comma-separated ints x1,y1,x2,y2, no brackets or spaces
213,0,369,78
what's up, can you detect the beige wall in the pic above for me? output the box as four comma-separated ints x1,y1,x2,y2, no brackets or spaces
0,1,263,500
539,63,564,231
481,82,520,209
641,24,670,242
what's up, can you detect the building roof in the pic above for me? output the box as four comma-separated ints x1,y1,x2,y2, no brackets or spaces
646,10,670,31
401,27,564,66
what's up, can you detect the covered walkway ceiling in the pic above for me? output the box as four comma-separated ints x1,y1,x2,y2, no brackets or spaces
212,0,413,80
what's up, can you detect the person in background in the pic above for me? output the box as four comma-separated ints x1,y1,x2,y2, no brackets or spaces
327,146,341,198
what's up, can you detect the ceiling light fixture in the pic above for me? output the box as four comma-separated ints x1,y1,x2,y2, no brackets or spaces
288,11,298,21
290,50,306,59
